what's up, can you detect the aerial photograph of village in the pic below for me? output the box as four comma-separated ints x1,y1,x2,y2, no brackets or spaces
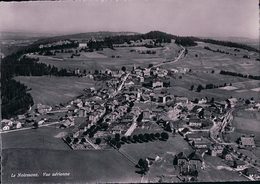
0,0,259,183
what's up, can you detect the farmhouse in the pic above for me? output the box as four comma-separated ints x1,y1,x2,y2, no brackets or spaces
238,135,256,149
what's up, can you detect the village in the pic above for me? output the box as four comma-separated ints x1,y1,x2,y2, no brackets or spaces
1,43,260,182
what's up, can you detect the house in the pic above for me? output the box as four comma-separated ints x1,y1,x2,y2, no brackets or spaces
36,103,52,114
223,153,233,161
143,110,151,121
152,80,164,89
238,135,256,149
174,151,202,169
188,152,203,169
2,125,10,131
243,167,259,178
143,68,151,76
16,121,22,129
179,127,191,137
78,43,87,48
209,144,224,156
139,76,144,83
188,118,202,128
17,114,26,120
198,98,207,104
174,152,189,166
185,133,202,142
228,97,238,108
125,81,135,87
233,160,247,171
78,109,87,117
157,69,168,77
38,120,45,125
191,138,211,149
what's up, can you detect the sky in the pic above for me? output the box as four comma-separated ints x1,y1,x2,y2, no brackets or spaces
0,0,259,39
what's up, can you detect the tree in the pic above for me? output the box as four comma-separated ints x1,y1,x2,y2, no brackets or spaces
161,132,169,140
198,109,204,119
65,136,72,143
137,158,149,173
190,85,194,91
95,138,101,145
245,99,251,105
193,98,199,104
138,134,145,141
210,97,215,104
121,66,126,72
33,122,38,129
121,136,127,142
73,138,79,144
133,135,139,141
196,84,204,92
136,112,144,123
155,132,161,139
115,133,121,142
81,138,86,143
148,64,153,68
116,142,121,149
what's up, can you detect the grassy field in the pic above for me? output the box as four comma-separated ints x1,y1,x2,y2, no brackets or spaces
1,126,70,150
121,134,193,163
200,155,248,182
35,43,181,71
223,109,260,162
163,42,260,75
2,148,140,183
15,76,96,106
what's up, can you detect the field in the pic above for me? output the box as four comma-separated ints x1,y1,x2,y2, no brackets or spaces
2,148,140,183
1,126,70,150
34,43,181,71
223,109,260,161
15,76,96,106
121,134,193,163
161,41,260,101
200,155,248,182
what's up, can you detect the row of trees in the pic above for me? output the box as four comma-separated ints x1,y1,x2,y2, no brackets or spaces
220,70,260,80
190,82,233,92
107,132,169,149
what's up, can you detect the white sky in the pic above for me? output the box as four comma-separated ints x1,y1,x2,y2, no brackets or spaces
0,0,259,38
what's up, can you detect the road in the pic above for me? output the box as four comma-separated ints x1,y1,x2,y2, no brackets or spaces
112,72,130,97
152,45,186,68
209,108,234,144
85,136,101,150
0,121,61,134
124,117,137,136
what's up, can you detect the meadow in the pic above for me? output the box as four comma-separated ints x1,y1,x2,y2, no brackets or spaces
35,43,181,71
121,134,193,163
15,76,96,106
2,148,140,183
